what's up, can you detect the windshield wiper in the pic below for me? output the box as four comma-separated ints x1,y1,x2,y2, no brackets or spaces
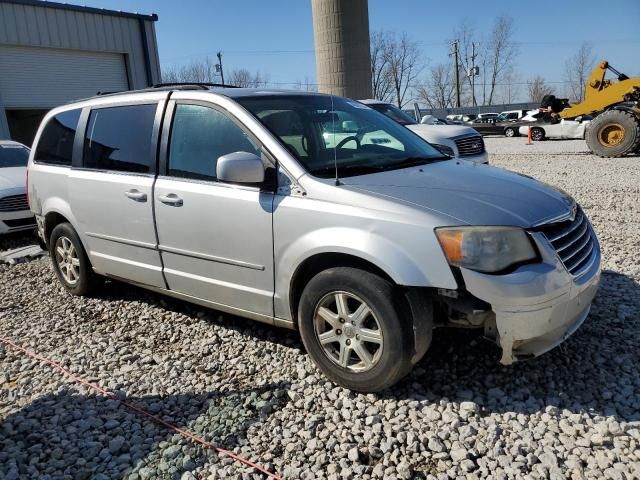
310,164,386,178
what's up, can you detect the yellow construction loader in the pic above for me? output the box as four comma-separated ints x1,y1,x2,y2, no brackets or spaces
543,60,640,157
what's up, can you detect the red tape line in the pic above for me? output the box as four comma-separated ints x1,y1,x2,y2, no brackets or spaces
0,335,283,480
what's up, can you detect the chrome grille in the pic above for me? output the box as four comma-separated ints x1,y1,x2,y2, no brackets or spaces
538,207,596,276
454,135,485,157
0,194,29,212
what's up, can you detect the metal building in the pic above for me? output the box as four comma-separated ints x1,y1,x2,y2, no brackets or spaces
0,0,161,145
311,0,372,99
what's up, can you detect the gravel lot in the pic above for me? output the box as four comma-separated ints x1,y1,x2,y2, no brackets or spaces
1,137,639,479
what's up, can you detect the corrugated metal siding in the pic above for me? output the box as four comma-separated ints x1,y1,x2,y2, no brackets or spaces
0,45,128,108
0,1,160,88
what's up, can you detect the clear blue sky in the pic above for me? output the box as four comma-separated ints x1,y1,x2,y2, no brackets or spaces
71,0,640,94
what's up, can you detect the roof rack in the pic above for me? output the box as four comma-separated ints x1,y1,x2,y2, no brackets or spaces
151,82,239,89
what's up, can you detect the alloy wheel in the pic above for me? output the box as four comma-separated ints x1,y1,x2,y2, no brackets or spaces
55,236,80,285
313,291,384,372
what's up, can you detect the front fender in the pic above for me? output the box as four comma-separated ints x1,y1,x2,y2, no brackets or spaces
273,226,458,320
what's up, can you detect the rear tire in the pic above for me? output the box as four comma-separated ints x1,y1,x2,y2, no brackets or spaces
586,109,640,157
298,267,413,392
49,223,98,296
531,127,545,141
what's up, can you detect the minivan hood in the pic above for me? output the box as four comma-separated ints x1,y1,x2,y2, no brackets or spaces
0,167,26,190
340,161,574,227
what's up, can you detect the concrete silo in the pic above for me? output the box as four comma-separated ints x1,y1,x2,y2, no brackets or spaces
311,0,372,99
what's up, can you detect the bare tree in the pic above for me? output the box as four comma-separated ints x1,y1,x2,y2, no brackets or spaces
527,75,554,103
370,31,393,101
162,57,219,83
228,69,269,88
415,63,455,109
485,15,517,106
384,32,424,107
564,42,595,102
498,68,522,104
293,76,318,92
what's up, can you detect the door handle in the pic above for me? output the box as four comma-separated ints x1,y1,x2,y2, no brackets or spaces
158,193,183,207
125,189,147,202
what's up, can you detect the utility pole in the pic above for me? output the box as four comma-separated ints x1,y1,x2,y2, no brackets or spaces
470,42,477,107
450,40,461,108
216,51,225,86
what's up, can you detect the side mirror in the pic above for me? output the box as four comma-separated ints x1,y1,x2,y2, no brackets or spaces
217,151,265,184
574,116,583,123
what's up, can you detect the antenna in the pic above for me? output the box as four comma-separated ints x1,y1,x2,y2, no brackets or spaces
331,95,340,186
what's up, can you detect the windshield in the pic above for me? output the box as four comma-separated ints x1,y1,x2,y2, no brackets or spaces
366,103,417,126
236,95,446,178
0,144,30,168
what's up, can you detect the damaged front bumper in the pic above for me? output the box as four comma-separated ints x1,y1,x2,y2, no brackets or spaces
460,231,601,364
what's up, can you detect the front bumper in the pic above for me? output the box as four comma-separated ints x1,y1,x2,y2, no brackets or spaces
460,231,601,364
0,187,35,235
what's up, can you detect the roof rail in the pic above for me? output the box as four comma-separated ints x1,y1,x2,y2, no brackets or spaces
151,82,239,89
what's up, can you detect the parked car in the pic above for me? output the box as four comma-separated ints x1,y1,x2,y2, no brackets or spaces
497,109,529,121
0,140,35,235
518,112,592,140
420,115,451,125
468,117,522,137
29,87,601,392
477,112,500,119
446,113,478,124
360,100,488,164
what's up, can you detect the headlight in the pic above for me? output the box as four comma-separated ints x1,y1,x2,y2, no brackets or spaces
431,144,455,157
435,226,537,273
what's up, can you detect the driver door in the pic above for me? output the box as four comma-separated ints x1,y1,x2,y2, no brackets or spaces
153,100,276,318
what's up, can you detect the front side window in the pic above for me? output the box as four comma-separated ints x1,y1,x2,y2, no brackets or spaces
168,104,261,181
34,109,81,166
237,95,446,178
0,144,30,168
83,104,157,173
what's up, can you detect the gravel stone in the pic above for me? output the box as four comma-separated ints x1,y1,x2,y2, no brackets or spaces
1,138,639,479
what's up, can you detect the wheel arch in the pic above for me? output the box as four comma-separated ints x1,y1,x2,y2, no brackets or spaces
289,252,395,324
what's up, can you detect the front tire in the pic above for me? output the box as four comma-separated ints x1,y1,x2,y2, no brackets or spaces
585,109,640,157
504,126,517,137
49,223,98,296
298,267,413,392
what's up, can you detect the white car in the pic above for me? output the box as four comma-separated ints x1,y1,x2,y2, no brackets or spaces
360,100,488,164
518,110,591,141
0,141,34,234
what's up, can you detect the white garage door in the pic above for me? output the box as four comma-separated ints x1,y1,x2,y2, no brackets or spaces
0,45,129,108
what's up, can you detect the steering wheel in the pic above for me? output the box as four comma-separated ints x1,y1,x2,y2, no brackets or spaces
335,135,360,149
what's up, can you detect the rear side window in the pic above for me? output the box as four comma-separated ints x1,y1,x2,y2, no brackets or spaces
34,109,81,166
83,104,157,174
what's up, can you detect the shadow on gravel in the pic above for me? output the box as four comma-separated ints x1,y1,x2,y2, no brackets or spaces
96,278,303,351
388,270,640,423
0,382,289,479
0,231,37,252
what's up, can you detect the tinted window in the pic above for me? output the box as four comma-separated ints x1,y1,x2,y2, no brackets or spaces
34,109,81,166
0,144,30,168
84,104,156,173
168,104,261,181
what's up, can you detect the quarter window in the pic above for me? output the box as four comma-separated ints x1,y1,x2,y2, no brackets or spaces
34,109,81,166
168,104,261,181
83,104,157,173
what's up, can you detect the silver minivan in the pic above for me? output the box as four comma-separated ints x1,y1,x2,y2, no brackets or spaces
28,86,601,392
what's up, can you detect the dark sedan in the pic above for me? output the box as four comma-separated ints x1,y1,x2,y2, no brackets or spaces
468,118,523,137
